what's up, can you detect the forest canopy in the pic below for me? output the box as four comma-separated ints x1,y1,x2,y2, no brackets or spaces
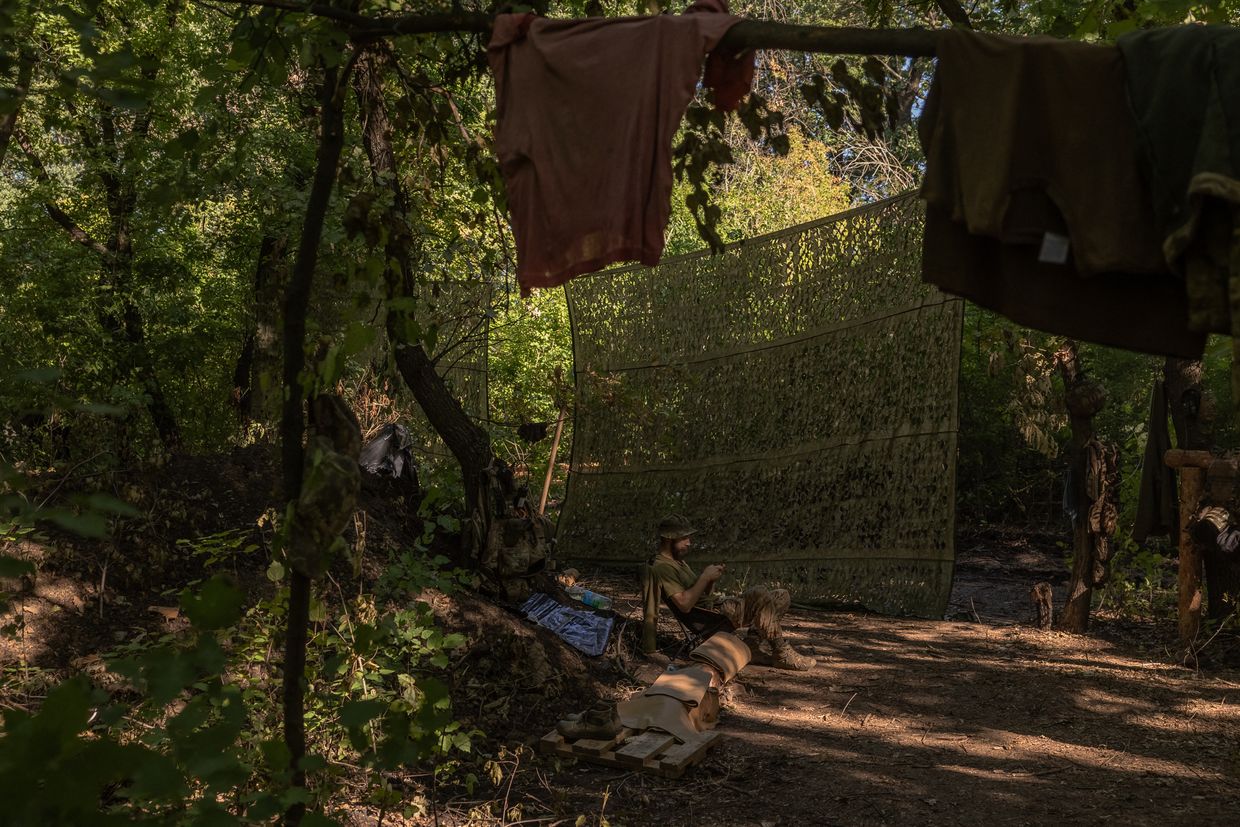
2,0,1239,824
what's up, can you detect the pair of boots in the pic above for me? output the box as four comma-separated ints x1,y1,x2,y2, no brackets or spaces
746,633,816,671
556,704,621,740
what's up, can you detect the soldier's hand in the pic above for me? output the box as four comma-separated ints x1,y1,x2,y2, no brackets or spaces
703,564,726,583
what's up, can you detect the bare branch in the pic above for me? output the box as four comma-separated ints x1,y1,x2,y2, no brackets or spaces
933,0,973,29
16,131,116,262
204,1,943,57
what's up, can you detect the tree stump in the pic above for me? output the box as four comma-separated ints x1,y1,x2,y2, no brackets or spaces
1030,582,1054,630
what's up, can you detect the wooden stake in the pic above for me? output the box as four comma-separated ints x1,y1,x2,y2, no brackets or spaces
538,406,567,517
1178,465,1205,650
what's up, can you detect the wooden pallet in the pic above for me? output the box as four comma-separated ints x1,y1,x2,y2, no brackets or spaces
540,726,722,778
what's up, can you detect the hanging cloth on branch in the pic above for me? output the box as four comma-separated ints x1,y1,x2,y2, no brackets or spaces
487,1,753,295
1119,25,1240,397
918,29,1206,359
1132,380,1178,543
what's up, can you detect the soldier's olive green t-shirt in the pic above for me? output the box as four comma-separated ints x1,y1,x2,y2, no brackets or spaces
650,556,712,609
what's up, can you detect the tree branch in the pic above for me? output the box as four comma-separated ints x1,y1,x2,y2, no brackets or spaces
933,0,973,29
0,48,35,169
719,20,938,56
16,131,115,262
206,1,944,57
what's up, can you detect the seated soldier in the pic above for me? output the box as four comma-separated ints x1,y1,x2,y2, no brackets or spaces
649,514,816,671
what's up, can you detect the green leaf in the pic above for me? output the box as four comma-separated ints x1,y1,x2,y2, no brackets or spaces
343,322,377,355
126,750,188,803
180,576,243,631
0,555,34,578
340,698,387,729
14,367,61,383
45,509,108,538
76,402,128,416
266,560,285,582
260,738,291,772
298,753,327,772
85,493,140,518
142,648,197,705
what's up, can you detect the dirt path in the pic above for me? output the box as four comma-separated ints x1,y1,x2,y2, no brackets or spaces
486,541,1240,826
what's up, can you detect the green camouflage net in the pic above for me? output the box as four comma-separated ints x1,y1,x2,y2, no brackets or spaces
558,193,962,617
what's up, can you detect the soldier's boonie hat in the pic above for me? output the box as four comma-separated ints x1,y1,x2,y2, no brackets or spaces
658,513,696,539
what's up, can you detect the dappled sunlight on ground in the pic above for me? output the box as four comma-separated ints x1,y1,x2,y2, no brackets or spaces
520,563,1240,826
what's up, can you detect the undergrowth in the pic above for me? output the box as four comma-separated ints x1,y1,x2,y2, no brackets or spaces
0,482,489,825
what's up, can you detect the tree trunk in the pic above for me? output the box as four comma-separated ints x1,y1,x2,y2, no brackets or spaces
280,62,350,827
0,48,34,169
233,234,287,426
352,48,493,539
1056,341,1103,633
101,173,183,452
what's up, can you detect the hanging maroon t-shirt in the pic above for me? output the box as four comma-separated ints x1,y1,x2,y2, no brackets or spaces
487,1,751,294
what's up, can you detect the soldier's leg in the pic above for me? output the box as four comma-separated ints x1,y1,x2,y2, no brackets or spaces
740,586,815,671
715,595,745,630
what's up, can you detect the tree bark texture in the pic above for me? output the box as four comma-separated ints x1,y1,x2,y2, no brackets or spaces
233,234,288,426
280,62,350,827
352,49,493,533
1030,581,1054,631
0,48,34,169
1056,341,1105,634
1178,466,1205,648
221,2,948,57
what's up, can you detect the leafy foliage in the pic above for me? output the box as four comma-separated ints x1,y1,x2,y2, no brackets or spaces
5,0,1240,821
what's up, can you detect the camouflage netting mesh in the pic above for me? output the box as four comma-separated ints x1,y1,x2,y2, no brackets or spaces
557,193,963,617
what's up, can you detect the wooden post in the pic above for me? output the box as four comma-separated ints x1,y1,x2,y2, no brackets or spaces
1177,466,1206,649
538,406,567,517
1165,449,1212,650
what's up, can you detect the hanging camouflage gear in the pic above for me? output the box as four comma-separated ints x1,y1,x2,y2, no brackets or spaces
1084,437,1121,587
475,459,554,601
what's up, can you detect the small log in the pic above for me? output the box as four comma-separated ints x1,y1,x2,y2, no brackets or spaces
1164,449,1214,469
1030,582,1054,631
